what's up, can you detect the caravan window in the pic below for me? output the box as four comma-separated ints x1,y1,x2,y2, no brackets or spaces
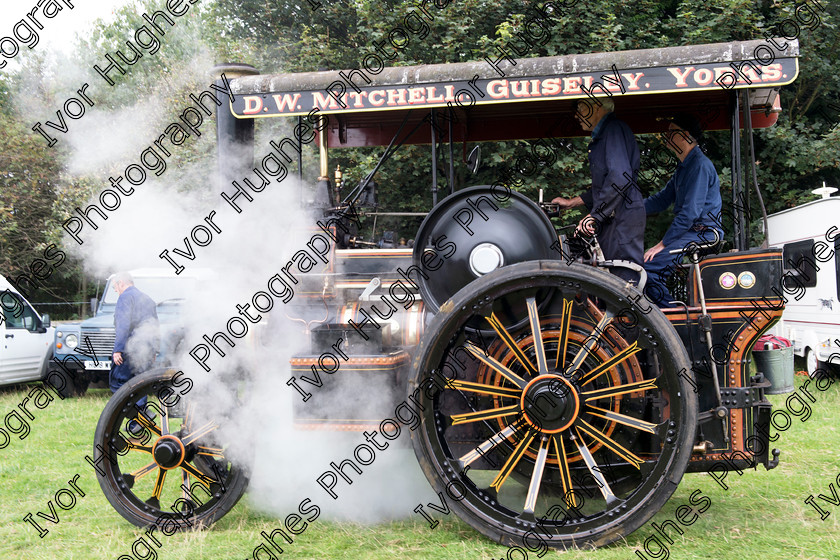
783,240,818,289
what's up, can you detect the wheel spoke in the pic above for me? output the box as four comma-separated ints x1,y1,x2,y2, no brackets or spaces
524,436,550,514
551,435,581,509
585,404,658,434
487,312,537,375
135,412,161,437
447,379,522,399
151,469,167,499
465,342,527,388
554,299,573,370
581,378,658,402
130,462,159,481
182,470,190,502
197,445,226,458
525,297,548,375
459,422,522,467
161,400,170,436
451,404,520,426
491,431,536,491
181,461,217,488
184,402,194,431
181,420,219,446
119,436,153,455
564,311,614,376
570,431,618,505
577,342,642,386
576,419,644,469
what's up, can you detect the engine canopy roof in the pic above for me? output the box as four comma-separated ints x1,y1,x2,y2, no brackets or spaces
226,39,799,147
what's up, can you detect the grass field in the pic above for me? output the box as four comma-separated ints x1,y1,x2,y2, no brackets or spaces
1,372,839,560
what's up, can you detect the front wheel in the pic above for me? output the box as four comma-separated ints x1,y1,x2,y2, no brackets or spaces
806,347,834,378
44,364,89,398
409,261,697,549
93,368,248,529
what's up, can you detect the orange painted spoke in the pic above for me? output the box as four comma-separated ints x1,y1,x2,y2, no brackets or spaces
181,421,219,446
524,437,550,514
151,469,167,499
552,435,581,509
578,342,642,386
446,379,521,399
465,342,527,389
197,446,226,458
585,404,657,434
451,404,520,426
564,312,614,376
526,298,548,375
491,432,536,491
121,437,153,455
554,299,573,370
131,462,158,480
181,462,216,488
459,422,522,467
571,431,618,505
485,314,537,375
184,402,194,431
576,420,643,469
581,378,658,402
135,412,161,437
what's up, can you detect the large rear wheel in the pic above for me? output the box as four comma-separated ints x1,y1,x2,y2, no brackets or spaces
410,261,697,549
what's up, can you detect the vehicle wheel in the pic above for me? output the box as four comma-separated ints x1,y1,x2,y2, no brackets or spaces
806,348,831,379
71,377,91,397
93,368,248,529
409,261,697,549
44,366,89,398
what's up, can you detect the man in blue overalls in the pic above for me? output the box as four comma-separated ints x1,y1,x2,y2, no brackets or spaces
110,272,160,393
552,97,646,282
642,113,723,307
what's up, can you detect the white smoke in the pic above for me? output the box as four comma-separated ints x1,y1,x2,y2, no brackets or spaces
10,0,438,526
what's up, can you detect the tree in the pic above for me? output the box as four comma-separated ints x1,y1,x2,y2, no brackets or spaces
0,109,69,300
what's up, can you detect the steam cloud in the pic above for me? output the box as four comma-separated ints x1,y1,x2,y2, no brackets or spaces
12,10,438,525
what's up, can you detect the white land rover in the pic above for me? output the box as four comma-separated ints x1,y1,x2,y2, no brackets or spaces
0,274,55,387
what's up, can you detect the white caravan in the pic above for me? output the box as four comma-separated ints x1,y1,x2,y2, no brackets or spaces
767,188,840,375
0,274,55,386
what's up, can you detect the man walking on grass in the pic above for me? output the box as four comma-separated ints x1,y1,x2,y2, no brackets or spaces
110,272,159,393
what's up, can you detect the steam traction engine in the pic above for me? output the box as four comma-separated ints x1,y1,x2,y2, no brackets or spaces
93,39,799,548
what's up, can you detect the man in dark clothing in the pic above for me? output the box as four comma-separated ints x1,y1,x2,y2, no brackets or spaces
110,272,160,393
643,114,723,307
552,98,646,282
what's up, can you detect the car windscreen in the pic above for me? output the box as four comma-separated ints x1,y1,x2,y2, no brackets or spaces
101,277,198,305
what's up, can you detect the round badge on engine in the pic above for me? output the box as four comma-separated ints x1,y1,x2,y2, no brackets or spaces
469,243,505,276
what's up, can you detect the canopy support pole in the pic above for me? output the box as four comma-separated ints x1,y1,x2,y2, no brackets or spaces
730,91,747,251
448,113,455,195
431,108,439,206
213,64,259,198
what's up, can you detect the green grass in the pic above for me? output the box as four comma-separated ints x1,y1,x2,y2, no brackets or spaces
1,375,839,560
